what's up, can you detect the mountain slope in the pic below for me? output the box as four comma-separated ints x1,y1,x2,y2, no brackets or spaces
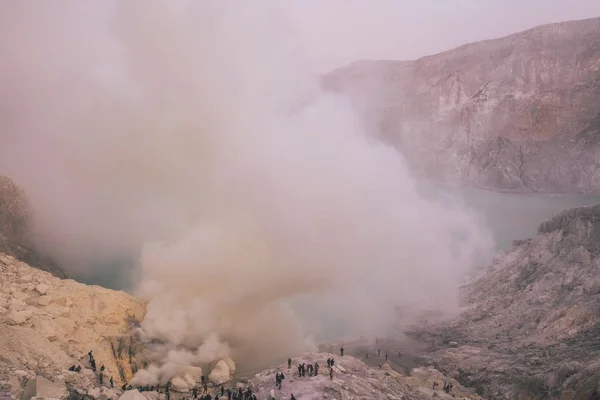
323,17,600,194
413,204,600,399
0,175,66,278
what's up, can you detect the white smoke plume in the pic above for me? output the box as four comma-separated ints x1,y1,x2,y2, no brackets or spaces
0,0,493,374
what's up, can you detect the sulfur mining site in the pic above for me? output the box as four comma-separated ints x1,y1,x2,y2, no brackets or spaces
2,2,600,400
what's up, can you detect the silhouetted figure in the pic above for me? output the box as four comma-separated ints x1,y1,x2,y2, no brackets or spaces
330,358,334,367
340,347,344,356
385,353,388,360
91,359,97,372
227,388,232,400
378,349,381,356
192,388,198,398
276,371,285,388
221,386,225,397
201,375,205,385
100,365,105,372
314,362,319,376
329,368,333,380
290,394,296,400
110,377,114,388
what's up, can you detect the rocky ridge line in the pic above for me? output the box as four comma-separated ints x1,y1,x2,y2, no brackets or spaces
413,204,600,399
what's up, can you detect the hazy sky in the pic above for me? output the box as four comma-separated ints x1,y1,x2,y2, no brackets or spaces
282,0,600,72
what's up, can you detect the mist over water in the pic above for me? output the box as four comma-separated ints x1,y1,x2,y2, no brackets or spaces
0,1,493,375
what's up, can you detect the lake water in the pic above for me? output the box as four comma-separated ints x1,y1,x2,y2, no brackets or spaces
427,185,600,250
71,185,600,290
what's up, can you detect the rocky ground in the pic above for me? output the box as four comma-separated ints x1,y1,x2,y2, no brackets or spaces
323,17,600,195
249,352,480,400
0,252,146,400
0,249,480,400
411,205,600,399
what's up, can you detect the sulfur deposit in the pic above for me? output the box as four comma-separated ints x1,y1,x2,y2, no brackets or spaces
0,252,146,399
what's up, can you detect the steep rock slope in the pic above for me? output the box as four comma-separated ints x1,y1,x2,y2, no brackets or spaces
413,204,600,399
323,17,600,194
0,253,147,399
0,175,66,278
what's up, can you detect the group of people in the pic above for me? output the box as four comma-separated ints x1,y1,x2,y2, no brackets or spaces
432,381,454,393
67,351,114,389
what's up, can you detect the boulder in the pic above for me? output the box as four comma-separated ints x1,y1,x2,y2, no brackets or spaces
182,366,203,383
37,296,51,307
208,360,232,385
21,376,67,400
4,310,32,325
182,373,195,388
87,387,101,399
35,284,49,295
118,390,148,400
222,357,236,375
169,377,189,393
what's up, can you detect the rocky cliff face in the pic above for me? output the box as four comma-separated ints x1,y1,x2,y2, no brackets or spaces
0,175,66,278
323,17,600,195
0,252,147,400
413,204,600,399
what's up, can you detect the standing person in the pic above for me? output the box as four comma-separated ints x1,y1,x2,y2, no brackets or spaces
340,347,344,356
288,358,292,369
329,368,333,381
385,353,388,361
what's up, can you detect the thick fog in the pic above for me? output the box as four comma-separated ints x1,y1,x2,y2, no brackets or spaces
0,1,494,373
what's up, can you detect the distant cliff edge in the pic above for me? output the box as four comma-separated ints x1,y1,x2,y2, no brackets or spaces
324,17,600,195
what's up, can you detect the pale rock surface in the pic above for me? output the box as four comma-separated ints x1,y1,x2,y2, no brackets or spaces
324,17,600,195
118,390,152,400
22,377,67,400
221,357,236,375
0,252,148,400
169,377,189,393
35,284,48,296
414,205,600,399
208,360,232,386
250,353,480,400
181,366,202,384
